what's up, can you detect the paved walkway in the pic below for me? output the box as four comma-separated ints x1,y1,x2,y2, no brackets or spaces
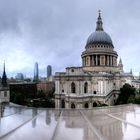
0,104,140,140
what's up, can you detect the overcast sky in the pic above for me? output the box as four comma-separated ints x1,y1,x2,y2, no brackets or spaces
0,0,139,78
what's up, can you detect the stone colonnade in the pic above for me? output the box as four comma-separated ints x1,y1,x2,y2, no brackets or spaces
82,55,117,67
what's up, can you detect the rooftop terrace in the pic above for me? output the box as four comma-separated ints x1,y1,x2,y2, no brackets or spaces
0,104,140,140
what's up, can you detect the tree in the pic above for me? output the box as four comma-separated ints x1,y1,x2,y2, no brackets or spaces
117,83,136,104
127,96,135,104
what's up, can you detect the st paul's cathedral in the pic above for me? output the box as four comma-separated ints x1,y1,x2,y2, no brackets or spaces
54,12,133,109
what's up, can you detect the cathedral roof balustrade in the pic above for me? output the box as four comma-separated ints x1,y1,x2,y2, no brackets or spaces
55,72,66,76
82,49,118,56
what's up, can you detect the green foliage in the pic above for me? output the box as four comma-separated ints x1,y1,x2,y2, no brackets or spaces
116,83,140,105
117,83,136,104
11,89,55,108
127,96,135,104
13,93,25,105
127,96,140,104
25,98,33,107
33,97,55,108
36,90,46,98
134,97,140,104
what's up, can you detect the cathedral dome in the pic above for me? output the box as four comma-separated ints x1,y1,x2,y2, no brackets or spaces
87,31,113,45
81,11,118,73
86,11,113,46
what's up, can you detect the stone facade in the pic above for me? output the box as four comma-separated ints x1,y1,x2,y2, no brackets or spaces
0,87,9,103
54,12,133,109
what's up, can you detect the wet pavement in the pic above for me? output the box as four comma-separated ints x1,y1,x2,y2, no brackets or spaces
0,104,140,140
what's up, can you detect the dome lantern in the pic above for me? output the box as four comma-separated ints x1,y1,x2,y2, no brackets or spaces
96,10,103,31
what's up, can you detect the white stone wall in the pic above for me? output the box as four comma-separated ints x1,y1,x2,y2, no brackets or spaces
66,67,83,75
55,67,134,108
0,90,10,103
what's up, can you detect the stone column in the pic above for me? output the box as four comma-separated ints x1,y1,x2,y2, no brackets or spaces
96,55,98,66
104,80,107,95
85,57,87,66
98,81,101,95
110,56,113,66
100,55,105,65
83,57,85,66
89,102,92,109
100,81,103,95
110,56,112,66
84,57,86,66
81,81,83,95
66,81,69,94
86,56,90,66
105,55,107,65
107,55,109,66
56,80,60,94
79,81,81,95
76,81,79,96
115,57,117,66
89,82,92,94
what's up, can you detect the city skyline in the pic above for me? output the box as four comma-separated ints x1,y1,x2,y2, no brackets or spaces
0,0,140,77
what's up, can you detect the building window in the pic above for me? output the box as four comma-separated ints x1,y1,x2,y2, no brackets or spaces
62,89,64,93
93,91,96,94
84,82,88,93
71,103,75,109
71,82,76,93
71,69,74,72
93,102,97,107
4,92,7,97
84,103,89,108
97,55,100,66
61,99,65,108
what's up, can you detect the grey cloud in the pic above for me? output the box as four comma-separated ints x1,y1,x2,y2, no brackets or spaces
0,0,139,77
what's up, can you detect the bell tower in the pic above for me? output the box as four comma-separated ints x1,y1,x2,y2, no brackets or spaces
2,62,7,87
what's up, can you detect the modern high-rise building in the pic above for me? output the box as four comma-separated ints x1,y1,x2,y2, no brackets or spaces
34,62,39,82
47,65,52,78
15,73,24,81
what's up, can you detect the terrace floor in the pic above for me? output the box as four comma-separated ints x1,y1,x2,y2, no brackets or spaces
0,104,140,140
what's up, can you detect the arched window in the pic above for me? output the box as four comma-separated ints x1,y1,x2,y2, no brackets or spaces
93,102,97,107
71,103,76,109
71,82,76,93
84,103,89,108
84,82,88,93
61,99,65,108
62,89,64,93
